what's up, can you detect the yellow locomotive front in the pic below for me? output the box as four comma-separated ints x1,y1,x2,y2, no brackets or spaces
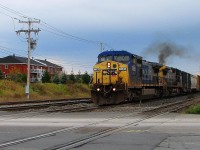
91,51,130,105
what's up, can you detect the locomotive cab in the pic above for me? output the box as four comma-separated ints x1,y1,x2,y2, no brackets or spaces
91,51,131,105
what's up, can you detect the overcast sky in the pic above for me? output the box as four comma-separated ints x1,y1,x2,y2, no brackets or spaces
0,0,200,74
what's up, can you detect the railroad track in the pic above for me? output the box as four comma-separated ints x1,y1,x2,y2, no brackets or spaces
1,95,200,149
142,95,200,114
46,105,99,113
48,96,200,150
0,98,92,111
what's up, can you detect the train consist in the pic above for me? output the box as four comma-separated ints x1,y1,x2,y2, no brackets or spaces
91,50,200,105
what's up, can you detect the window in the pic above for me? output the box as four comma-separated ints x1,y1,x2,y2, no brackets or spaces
5,74,7,78
132,58,136,63
98,56,112,62
5,65,8,69
114,55,130,62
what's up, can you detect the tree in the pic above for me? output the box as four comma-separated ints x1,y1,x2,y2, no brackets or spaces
0,70,3,79
69,70,75,83
82,71,91,84
53,74,60,84
60,73,67,84
16,73,27,83
42,71,51,83
76,70,82,83
7,67,26,83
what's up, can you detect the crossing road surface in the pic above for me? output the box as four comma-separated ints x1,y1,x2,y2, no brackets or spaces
0,110,200,150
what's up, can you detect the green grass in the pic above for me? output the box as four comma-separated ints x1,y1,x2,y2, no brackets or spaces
0,80,90,103
186,104,200,114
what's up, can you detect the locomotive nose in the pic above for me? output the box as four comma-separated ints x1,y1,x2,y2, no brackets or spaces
93,61,128,86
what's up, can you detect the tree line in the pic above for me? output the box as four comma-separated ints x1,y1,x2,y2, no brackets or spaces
0,69,91,84
42,71,91,84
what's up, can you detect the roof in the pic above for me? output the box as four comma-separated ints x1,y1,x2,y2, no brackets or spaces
98,50,142,59
36,59,62,68
0,55,62,68
0,55,44,66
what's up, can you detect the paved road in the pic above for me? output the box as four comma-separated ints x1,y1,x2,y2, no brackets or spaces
0,110,200,150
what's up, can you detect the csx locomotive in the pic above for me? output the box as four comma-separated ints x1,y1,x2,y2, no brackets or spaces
91,50,200,105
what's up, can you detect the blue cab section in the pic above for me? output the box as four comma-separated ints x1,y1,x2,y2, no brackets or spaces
98,50,133,57
98,50,159,85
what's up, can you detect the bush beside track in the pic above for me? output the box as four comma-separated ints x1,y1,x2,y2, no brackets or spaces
0,80,90,103
186,103,200,114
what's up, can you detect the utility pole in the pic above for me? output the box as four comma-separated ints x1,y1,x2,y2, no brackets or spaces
16,18,40,99
100,42,103,53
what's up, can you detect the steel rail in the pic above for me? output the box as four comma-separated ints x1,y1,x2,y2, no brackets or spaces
46,96,200,150
1,96,199,149
0,98,91,111
47,106,99,113
0,98,91,106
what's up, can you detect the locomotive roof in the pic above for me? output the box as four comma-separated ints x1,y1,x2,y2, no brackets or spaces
98,50,142,59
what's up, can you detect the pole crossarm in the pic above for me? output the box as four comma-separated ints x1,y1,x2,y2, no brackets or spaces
16,29,41,34
19,20,40,23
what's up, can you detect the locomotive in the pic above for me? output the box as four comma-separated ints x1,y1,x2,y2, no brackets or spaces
91,50,200,105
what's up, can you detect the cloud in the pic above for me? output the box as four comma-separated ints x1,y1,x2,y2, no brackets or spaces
1,0,200,32
1,0,200,74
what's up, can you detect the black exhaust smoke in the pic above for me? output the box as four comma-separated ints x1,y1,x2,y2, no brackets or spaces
145,41,188,65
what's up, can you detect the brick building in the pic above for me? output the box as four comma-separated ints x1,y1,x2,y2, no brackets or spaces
0,55,63,82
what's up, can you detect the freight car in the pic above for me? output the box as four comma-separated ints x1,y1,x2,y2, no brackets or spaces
91,50,200,105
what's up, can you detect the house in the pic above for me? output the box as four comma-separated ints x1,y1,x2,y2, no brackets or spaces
0,55,63,82
36,59,63,80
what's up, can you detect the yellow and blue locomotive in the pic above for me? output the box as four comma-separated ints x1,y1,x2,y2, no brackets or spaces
91,50,200,105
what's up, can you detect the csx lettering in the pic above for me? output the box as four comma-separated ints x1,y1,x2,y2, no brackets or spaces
103,69,117,75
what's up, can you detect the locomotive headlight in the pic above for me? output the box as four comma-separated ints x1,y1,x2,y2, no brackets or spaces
119,67,127,71
93,68,100,71
97,88,100,91
107,62,111,68
113,88,116,91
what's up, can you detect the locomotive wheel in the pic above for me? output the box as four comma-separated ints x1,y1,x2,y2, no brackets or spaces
91,90,127,105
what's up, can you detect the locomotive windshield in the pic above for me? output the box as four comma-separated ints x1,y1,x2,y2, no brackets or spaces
114,55,130,62
98,56,112,62
98,55,130,63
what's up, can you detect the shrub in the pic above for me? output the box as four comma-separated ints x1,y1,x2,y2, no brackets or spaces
0,70,3,79
42,71,51,83
82,71,90,84
60,73,67,84
69,73,75,83
53,74,60,84
0,80,90,102
186,104,200,114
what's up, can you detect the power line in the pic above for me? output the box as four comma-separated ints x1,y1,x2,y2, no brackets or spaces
40,21,100,44
0,44,95,68
0,11,18,20
39,22,114,50
0,45,26,52
0,45,26,57
0,3,100,45
0,3,29,19
0,3,114,51
0,3,114,72
0,48,14,55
